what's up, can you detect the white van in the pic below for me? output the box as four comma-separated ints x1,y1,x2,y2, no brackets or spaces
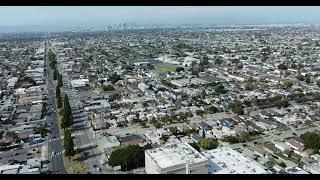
100,159,106,165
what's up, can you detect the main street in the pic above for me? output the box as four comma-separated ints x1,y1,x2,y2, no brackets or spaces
45,41,68,174
53,47,112,174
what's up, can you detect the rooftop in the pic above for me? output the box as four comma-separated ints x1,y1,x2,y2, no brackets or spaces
145,143,208,169
203,147,267,174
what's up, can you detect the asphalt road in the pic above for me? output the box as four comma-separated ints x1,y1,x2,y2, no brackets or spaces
54,49,111,174
45,43,68,174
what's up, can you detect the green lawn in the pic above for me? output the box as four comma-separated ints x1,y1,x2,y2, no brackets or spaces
153,65,177,73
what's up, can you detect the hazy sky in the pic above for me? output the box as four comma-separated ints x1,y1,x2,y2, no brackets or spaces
0,6,319,26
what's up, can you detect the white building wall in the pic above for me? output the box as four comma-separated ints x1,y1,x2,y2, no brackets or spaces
145,151,159,174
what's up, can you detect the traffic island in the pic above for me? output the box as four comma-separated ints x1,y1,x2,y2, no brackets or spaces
55,98,88,174
62,153,88,174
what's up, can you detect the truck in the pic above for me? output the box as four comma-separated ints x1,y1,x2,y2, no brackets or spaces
100,154,106,165
100,158,106,165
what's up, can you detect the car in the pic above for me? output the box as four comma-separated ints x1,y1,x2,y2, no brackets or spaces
52,152,55,156
93,164,97,168
96,167,101,172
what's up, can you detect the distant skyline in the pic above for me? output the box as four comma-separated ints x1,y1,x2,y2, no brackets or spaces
0,6,319,29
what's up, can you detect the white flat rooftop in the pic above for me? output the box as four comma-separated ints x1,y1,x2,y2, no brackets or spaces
146,143,207,169
203,147,267,174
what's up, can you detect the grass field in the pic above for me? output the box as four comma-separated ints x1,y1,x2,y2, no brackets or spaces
63,154,88,174
153,64,177,73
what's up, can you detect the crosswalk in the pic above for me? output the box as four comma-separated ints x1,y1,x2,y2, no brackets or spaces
47,132,86,143
48,142,97,159
48,138,60,142
48,150,64,158
72,132,86,137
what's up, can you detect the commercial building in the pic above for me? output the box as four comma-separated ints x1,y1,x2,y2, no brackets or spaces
202,147,267,174
145,143,208,174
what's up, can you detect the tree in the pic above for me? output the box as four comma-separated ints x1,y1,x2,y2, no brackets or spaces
149,117,157,125
62,95,73,128
48,51,57,69
178,112,188,121
191,60,197,69
64,129,75,159
296,75,305,81
305,74,311,84
48,50,56,61
34,123,49,137
245,83,254,91
291,63,298,69
41,102,47,119
199,55,209,67
99,79,105,85
109,73,122,84
154,122,162,129
108,145,152,171
207,106,219,113
243,100,251,107
301,132,320,153
160,135,169,142
199,138,219,150
7,131,19,141
191,69,199,76
196,110,205,117
64,95,71,114
222,135,241,144
58,74,63,87
202,129,206,138
283,80,293,89
148,84,154,90
278,63,288,77
102,85,115,91
279,162,287,168
278,63,288,71
281,100,290,108
141,102,148,108
230,101,244,115
237,63,244,69
53,68,58,80
57,95,62,109
146,64,155,70
109,93,121,102
189,143,200,152
215,57,223,65
214,84,225,94
274,100,283,109
61,112,69,129
56,85,60,98
176,67,185,72
139,121,146,128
